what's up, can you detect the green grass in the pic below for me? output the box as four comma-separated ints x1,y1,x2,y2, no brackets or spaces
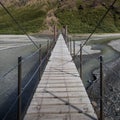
55,0,120,34
0,6,46,34
55,7,120,33
0,0,120,34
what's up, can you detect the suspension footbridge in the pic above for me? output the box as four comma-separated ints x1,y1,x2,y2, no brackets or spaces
24,34,97,120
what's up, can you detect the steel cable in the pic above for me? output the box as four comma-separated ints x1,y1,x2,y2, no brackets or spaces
73,0,118,59
2,96,19,120
0,39,53,99
71,41,120,82
2,38,56,119
0,1,39,49
2,46,52,120
0,43,47,81
0,44,51,100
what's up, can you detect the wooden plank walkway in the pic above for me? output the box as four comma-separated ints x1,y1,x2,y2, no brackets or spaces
24,34,98,120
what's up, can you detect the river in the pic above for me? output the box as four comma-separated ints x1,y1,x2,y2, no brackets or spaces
71,34,120,87
0,34,120,119
0,35,52,120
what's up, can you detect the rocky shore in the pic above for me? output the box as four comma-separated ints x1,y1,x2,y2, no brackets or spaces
72,34,120,119
108,39,120,52
87,56,120,120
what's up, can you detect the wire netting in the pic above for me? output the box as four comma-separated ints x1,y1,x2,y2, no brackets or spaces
0,36,53,120
67,34,120,120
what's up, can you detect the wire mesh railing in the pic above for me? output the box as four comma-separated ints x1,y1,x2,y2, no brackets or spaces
0,35,57,120
65,34,120,120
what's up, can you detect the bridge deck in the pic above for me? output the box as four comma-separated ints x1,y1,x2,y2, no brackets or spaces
24,34,97,120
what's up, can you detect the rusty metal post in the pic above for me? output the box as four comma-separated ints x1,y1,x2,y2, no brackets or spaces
70,38,72,55
80,44,82,79
73,41,75,57
39,44,42,81
47,40,50,60
18,56,22,120
47,40,49,51
99,55,104,120
65,25,67,43
68,37,69,49
68,37,70,51
47,40,50,53
54,25,56,42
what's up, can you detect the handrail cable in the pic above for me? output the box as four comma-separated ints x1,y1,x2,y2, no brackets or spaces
82,0,117,47
0,1,39,49
0,43,47,81
0,39,54,97
2,62,41,120
2,64,41,120
103,62,120,80
2,43,53,120
2,96,19,120
22,53,48,91
73,0,117,59
69,38,120,83
82,48,120,81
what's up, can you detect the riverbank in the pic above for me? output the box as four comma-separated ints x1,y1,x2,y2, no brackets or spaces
87,56,120,119
71,34,120,120
72,33,120,85
70,33,120,119
108,39,120,52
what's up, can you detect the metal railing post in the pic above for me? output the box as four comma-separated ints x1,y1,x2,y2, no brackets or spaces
99,55,104,120
47,40,50,53
48,40,49,50
80,44,82,79
18,56,22,120
70,38,72,55
73,41,75,57
54,25,56,42
68,37,69,49
39,44,42,81
47,40,50,60
65,25,67,43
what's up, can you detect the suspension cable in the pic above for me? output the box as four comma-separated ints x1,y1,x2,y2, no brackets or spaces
0,1,39,49
2,41,53,120
82,0,117,47
0,38,53,97
74,0,117,58
2,96,18,120
0,43,47,81
81,47,120,80
2,61,41,120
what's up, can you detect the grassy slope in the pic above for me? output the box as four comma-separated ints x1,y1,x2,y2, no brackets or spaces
56,0,120,33
0,5,46,34
0,0,120,34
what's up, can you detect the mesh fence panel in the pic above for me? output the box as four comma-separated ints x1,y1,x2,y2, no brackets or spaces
0,37,53,120
0,66,18,120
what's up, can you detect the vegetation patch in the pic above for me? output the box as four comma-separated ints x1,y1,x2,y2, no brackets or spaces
55,6,120,33
0,6,46,34
0,0,120,34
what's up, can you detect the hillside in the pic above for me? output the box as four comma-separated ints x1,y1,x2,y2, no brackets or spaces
0,0,120,34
